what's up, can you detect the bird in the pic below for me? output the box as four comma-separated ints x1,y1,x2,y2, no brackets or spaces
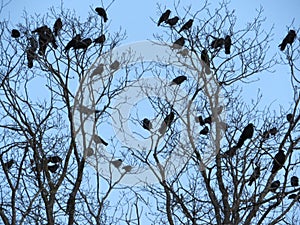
110,60,120,70
85,148,94,157
236,123,254,148
201,49,210,73
3,159,14,170
271,150,285,174
166,16,179,26
26,48,35,68
204,116,212,125
159,112,175,134
170,75,187,85
195,115,205,126
211,38,224,49
53,18,62,36
172,37,185,49
110,159,122,168
47,164,60,173
200,126,209,135
142,118,152,131
11,29,20,38
248,165,260,186
73,38,92,50
157,9,171,26
122,165,132,172
270,180,280,193
35,26,57,55
224,35,232,54
178,19,193,33
286,113,293,123
279,30,296,51
65,34,81,52
95,7,108,22
93,134,108,146
94,34,106,44
32,25,48,34
47,156,62,164
269,127,278,135
291,176,299,187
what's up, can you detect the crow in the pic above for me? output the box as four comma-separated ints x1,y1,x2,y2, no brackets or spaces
170,75,187,85
53,18,62,36
159,112,175,134
248,165,260,186
271,150,285,174
270,180,280,192
142,118,152,131
201,49,210,73
94,34,106,44
172,37,185,49
224,35,232,54
73,38,92,50
195,115,205,126
269,127,278,135
200,126,209,135
11,29,20,38
279,30,296,51
65,34,81,52
157,9,171,26
179,19,193,33
166,16,179,26
211,38,224,49
204,116,212,125
95,7,108,22
291,176,299,187
286,113,293,123
236,123,254,148
26,48,35,68
3,159,14,170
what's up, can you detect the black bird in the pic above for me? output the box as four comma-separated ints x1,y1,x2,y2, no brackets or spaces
65,34,81,52
271,150,285,174
94,34,106,44
236,123,254,148
200,126,209,135
93,134,108,146
53,18,62,36
47,164,60,173
47,156,62,164
224,35,232,54
286,113,293,123
157,9,171,26
159,112,175,134
204,116,212,125
172,37,185,49
73,38,92,50
33,25,57,55
270,180,280,193
179,19,193,33
110,159,122,168
166,16,179,26
279,30,296,51
291,176,299,187
269,127,278,135
26,48,35,68
142,118,152,131
195,115,205,126
3,159,14,170
95,7,108,22
201,49,210,73
248,165,261,186
170,75,187,85
211,38,224,49
11,29,20,38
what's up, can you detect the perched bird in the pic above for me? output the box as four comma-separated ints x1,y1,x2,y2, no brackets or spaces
11,29,20,38
33,25,57,55
224,35,232,54
291,176,299,187
95,7,108,22
204,116,212,125
110,159,122,168
157,9,171,26
65,34,81,52
271,150,286,174
201,49,210,73
3,159,14,170
178,19,193,33
93,134,108,146
94,34,106,44
200,126,209,135
166,16,179,26
159,112,175,134
286,113,293,123
236,123,254,148
172,37,185,49
122,165,132,172
53,18,62,36
47,164,60,173
142,118,152,131
110,60,120,70
248,165,261,186
279,30,296,51
170,75,187,85
32,25,48,34
270,180,280,193
73,38,92,50
195,115,205,126
47,156,62,164
26,48,35,68
269,127,278,135
85,148,94,157
211,38,224,49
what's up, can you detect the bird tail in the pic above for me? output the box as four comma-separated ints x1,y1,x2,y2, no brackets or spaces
279,42,286,51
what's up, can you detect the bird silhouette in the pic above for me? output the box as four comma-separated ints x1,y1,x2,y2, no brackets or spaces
93,134,108,146
3,159,14,170
94,34,106,44
195,115,205,126
172,37,185,49
236,123,254,148
142,118,152,131
248,165,260,186
279,30,296,51
53,18,62,36
33,25,57,55
166,16,179,26
157,9,171,26
65,34,81,52
269,127,278,136
159,112,175,134
211,38,224,49
111,159,122,168
201,49,210,73
224,35,232,54
270,180,280,192
170,75,187,85
291,176,299,187
200,126,209,135
204,116,212,125
73,38,92,50
286,113,293,123
271,150,285,174
95,7,108,22
26,48,35,68
179,19,193,33
11,29,20,38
